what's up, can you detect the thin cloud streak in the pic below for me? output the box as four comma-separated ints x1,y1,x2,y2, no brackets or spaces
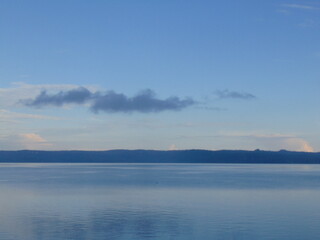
214,90,256,100
0,109,60,120
282,4,320,10
21,87,196,113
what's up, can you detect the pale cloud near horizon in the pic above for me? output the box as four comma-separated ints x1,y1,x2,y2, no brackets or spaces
0,109,60,121
0,133,52,150
20,133,52,150
215,132,314,152
282,137,314,152
168,144,178,150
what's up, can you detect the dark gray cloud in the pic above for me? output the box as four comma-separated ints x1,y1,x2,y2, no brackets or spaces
214,90,256,100
23,87,92,107
91,89,195,113
21,87,195,113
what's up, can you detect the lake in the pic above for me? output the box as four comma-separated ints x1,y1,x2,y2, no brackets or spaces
0,163,320,240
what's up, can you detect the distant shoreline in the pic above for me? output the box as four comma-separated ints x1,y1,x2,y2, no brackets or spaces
0,149,320,164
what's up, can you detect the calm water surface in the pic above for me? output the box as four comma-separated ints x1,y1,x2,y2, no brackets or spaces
0,163,320,240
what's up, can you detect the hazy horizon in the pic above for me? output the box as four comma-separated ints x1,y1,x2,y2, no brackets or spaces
1,148,318,153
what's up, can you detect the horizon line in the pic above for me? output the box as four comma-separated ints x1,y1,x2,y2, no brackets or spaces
0,149,318,153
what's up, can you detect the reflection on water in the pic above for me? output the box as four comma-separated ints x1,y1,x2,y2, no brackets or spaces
0,164,320,240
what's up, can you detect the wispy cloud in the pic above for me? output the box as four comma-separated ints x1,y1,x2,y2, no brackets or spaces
195,106,227,111
0,109,60,120
214,90,256,100
279,3,320,27
282,3,320,10
298,19,318,27
20,133,51,147
21,87,196,113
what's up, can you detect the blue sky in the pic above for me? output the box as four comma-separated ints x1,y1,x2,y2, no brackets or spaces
0,0,319,151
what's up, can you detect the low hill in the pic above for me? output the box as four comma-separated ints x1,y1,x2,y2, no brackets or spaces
0,149,320,163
